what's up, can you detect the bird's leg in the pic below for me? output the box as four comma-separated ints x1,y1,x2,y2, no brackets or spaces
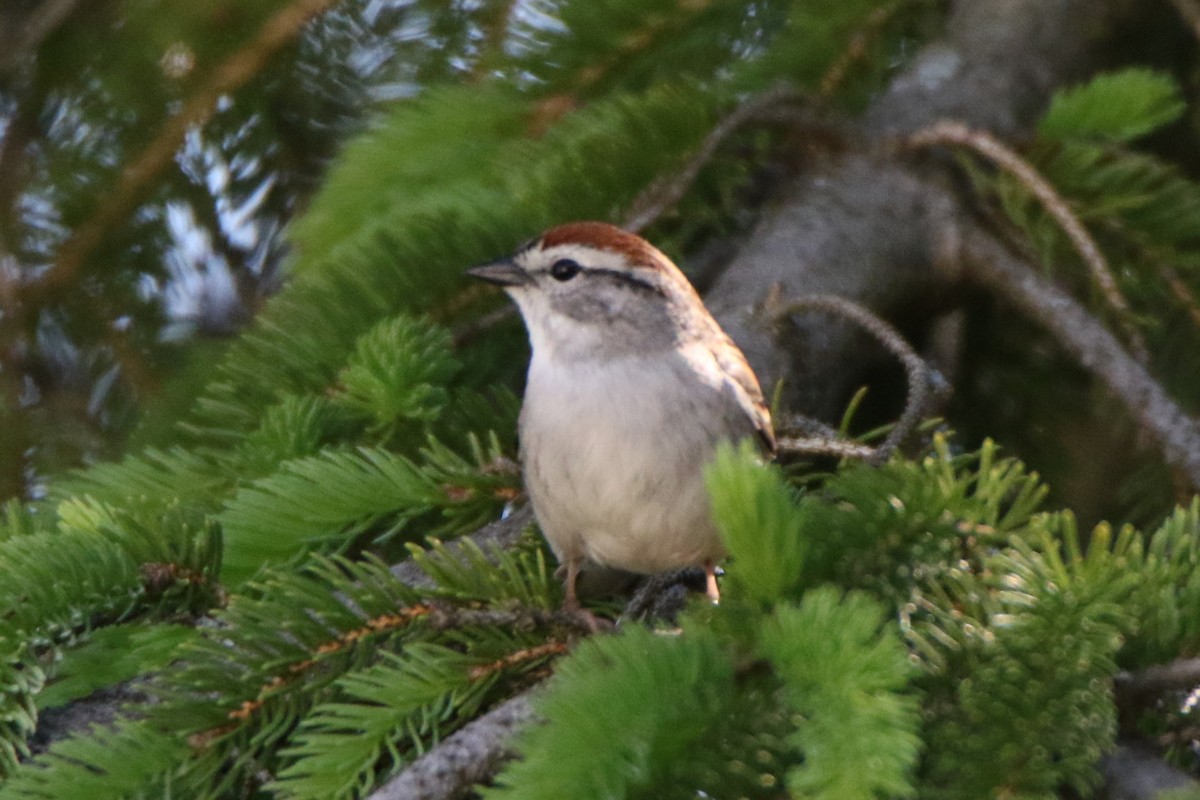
561,557,582,612
558,558,613,633
704,560,720,604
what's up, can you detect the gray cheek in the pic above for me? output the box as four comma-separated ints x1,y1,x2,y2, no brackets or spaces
548,292,679,355
551,291,614,324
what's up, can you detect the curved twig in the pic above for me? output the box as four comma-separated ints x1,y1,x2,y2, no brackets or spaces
772,293,932,463
906,120,1149,363
773,435,879,461
623,85,808,234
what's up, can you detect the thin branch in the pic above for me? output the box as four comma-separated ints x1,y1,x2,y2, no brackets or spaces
622,85,808,234
818,3,899,98
23,0,343,304
1115,657,1200,697
961,226,1200,490
771,293,932,463
367,692,539,800
468,642,570,680
451,304,517,348
773,435,879,460
1158,262,1200,332
907,120,1149,363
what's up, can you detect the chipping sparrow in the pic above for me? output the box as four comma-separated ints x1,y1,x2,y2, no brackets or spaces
469,222,775,609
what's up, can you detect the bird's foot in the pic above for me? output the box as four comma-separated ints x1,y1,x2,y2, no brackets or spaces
704,561,721,604
559,597,614,633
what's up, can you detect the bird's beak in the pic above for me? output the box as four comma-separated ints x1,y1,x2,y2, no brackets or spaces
467,258,531,287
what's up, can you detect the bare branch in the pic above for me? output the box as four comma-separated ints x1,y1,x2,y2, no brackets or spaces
1158,262,1200,333
907,120,1148,363
0,0,82,75
1115,658,1200,697
961,227,1200,490
367,692,539,800
774,435,879,460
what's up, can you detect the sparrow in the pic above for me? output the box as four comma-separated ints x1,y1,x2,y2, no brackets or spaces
469,222,774,609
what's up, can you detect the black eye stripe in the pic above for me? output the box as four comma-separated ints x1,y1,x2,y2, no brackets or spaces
539,262,665,295
591,268,663,295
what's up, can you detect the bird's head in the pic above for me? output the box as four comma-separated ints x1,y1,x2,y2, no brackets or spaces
469,222,710,361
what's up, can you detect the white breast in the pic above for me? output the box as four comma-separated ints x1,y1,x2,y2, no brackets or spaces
519,345,747,574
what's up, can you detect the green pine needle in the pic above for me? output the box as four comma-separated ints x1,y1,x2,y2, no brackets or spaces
488,626,735,800
1039,68,1185,143
761,587,920,799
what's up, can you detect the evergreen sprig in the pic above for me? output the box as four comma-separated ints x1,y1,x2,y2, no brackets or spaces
761,588,919,799
218,441,510,585
487,626,739,800
335,315,460,436
1038,68,1186,144
799,436,1047,605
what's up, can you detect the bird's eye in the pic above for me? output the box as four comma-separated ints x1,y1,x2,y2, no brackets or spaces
550,259,582,281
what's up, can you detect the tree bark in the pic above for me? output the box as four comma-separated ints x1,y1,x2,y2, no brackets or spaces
706,0,1135,421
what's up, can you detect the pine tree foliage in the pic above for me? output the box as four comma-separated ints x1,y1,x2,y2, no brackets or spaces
218,436,514,585
35,623,197,711
335,315,460,435
51,447,229,510
491,447,921,800
0,501,39,542
7,535,560,798
798,436,1047,605
9,1,1200,798
706,441,808,605
0,719,189,800
0,502,220,777
487,626,741,800
271,641,515,799
760,589,920,799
